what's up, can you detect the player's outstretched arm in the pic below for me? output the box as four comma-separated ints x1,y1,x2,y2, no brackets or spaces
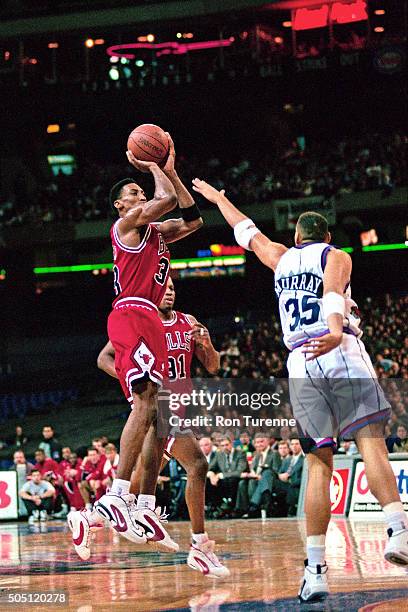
188,316,220,374
192,178,287,271
156,134,203,243
120,151,177,230
302,249,352,360
97,341,118,379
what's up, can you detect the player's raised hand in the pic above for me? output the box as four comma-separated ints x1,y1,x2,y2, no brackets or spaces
162,132,176,174
192,178,225,204
190,323,211,348
301,332,343,361
126,150,158,173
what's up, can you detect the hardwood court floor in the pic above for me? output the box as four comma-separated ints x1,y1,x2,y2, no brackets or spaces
1,518,408,611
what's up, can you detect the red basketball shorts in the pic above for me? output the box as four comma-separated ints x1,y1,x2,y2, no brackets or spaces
108,301,168,402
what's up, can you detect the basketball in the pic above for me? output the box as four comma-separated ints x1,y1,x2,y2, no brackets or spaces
127,124,169,166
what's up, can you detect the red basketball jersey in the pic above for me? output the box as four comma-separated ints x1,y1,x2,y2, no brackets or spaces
163,311,195,381
110,221,170,308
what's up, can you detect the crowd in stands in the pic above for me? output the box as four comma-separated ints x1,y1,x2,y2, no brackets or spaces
0,132,405,228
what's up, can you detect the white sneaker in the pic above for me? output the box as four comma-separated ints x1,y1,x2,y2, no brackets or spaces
94,493,147,545
40,510,48,522
187,536,230,578
67,509,104,561
135,507,179,552
32,509,40,523
298,560,329,602
384,527,408,566
28,515,36,525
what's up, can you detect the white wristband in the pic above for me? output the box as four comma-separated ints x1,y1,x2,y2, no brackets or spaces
322,292,345,319
234,218,260,251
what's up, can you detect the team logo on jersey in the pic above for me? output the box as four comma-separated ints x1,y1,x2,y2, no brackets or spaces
133,342,155,371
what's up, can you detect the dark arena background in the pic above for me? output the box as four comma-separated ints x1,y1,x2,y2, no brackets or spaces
0,0,407,610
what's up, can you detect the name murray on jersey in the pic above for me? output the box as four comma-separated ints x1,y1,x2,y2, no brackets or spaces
275,272,323,298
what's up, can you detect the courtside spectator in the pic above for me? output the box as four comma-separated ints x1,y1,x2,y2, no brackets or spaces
34,449,60,483
391,424,408,453
61,452,84,510
199,437,217,463
276,438,304,516
59,447,73,474
102,443,119,489
9,450,34,477
235,432,274,517
79,447,106,509
207,436,248,517
19,469,55,524
235,431,255,455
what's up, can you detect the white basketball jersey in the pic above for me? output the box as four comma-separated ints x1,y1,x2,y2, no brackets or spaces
274,242,362,350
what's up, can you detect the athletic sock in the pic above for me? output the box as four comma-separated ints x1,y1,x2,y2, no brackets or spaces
110,478,130,496
192,532,208,545
306,534,326,567
136,494,156,510
383,501,408,534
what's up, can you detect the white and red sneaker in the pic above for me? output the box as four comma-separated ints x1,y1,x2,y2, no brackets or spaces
67,509,104,561
94,493,147,545
136,507,179,553
187,535,230,578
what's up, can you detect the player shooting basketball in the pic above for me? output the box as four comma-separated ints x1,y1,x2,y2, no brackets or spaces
192,178,408,602
94,278,230,577
68,134,203,557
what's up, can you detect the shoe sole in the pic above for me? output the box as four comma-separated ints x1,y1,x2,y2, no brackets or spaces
187,561,229,578
385,552,408,566
298,591,329,603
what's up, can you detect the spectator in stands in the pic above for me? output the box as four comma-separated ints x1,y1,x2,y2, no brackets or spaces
34,449,60,484
19,469,55,524
38,425,62,461
235,432,274,517
207,436,248,517
6,425,28,449
199,437,217,463
79,447,106,510
10,450,34,476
